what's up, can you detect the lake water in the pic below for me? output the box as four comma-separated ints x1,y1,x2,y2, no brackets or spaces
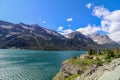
0,49,87,80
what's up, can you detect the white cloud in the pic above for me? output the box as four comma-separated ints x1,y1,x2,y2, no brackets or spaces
57,25,73,35
76,24,101,35
86,3,92,9
42,21,46,24
93,6,120,41
93,6,110,18
63,29,73,34
57,26,63,31
108,31,120,41
67,18,73,22
56,6,120,41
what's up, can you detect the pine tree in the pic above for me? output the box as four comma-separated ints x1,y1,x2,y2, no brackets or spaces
98,50,101,55
88,49,93,55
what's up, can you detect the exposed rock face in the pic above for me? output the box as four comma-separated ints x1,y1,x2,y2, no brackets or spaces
65,31,93,43
0,20,71,50
65,31,102,50
118,41,120,44
56,56,120,80
88,33,120,49
88,33,113,45
61,62,83,78
75,58,120,80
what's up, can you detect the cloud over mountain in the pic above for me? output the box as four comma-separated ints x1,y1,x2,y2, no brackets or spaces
93,6,120,41
76,24,101,35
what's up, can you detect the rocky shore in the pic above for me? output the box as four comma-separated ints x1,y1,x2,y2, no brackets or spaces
53,49,120,80
75,58,120,80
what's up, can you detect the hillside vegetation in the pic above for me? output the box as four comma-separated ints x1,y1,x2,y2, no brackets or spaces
53,48,120,80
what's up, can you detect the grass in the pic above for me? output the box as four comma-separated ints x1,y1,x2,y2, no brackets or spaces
53,48,120,80
53,73,79,80
64,74,80,80
66,49,120,72
53,72,64,80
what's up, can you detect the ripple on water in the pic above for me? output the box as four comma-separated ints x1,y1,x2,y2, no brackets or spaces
0,49,87,80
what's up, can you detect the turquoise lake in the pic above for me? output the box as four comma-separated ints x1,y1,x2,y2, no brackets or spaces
0,49,87,80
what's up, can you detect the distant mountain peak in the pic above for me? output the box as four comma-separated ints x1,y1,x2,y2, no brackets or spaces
65,31,94,43
0,20,14,25
118,41,120,44
65,31,84,39
88,33,115,44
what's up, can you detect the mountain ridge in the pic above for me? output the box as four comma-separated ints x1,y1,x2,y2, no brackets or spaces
0,20,119,50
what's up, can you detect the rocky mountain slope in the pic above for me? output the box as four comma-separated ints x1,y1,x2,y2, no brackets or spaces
88,34,115,44
0,20,70,50
0,20,119,50
65,31,101,50
118,41,120,44
88,33,120,49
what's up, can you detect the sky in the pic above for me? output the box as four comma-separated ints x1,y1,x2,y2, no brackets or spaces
0,0,120,41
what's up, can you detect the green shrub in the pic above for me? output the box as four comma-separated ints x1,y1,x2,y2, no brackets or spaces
104,49,114,58
114,52,120,58
72,56,77,59
65,74,79,80
95,57,103,66
105,58,111,63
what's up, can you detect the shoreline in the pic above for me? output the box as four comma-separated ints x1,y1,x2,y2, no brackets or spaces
53,49,120,80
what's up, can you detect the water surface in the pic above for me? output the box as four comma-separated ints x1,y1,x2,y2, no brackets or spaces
0,49,87,80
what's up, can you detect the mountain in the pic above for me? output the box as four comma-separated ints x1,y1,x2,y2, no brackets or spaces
65,31,101,50
118,41,120,44
0,20,72,50
0,20,119,50
65,31,93,42
88,33,113,44
88,33,120,48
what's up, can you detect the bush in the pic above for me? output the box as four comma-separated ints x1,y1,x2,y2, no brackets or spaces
72,56,77,59
104,49,114,58
115,53,120,58
105,58,111,63
65,74,79,80
95,57,103,66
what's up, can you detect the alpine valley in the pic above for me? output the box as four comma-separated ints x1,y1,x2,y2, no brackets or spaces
0,20,119,50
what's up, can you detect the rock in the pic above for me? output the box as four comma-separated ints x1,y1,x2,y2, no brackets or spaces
83,64,98,77
61,62,83,78
75,58,120,80
56,58,120,80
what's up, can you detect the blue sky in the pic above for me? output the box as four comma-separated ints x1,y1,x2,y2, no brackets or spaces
0,0,120,41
